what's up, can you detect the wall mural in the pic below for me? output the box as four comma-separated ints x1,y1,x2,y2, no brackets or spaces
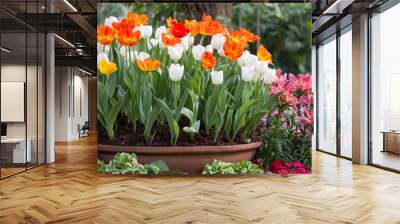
96,3,312,175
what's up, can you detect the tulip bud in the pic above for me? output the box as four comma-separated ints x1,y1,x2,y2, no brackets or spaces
211,70,224,85
104,16,118,27
245,53,258,66
180,35,190,52
262,68,276,84
255,61,269,75
135,51,150,61
134,25,153,39
241,65,255,82
237,50,250,67
168,63,184,81
205,44,213,53
167,45,184,61
217,47,225,57
97,52,109,65
192,45,205,61
147,38,158,50
155,26,166,39
211,34,226,50
189,36,195,46
97,43,110,54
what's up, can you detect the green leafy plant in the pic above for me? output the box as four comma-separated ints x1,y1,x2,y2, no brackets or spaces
97,152,170,174
260,71,313,169
202,160,263,175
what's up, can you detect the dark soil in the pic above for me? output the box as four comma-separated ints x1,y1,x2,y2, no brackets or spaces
98,116,261,146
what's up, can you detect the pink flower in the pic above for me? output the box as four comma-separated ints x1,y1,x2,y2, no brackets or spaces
297,74,312,93
281,91,298,108
299,95,314,105
298,108,313,126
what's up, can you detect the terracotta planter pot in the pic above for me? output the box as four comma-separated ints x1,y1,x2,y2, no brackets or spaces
98,142,261,174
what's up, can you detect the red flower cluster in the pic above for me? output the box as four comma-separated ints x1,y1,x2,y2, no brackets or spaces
269,160,310,175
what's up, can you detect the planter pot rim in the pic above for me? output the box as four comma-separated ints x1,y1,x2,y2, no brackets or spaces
98,141,262,155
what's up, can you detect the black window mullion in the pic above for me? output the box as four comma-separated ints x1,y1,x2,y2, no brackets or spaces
25,0,28,171
336,28,341,157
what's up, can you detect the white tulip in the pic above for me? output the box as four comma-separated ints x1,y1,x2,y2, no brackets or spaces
168,64,184,81
147,38,158,49
97,43,110,54
97,52,109,64
180,35,190,52
155,26,166,39
134,25,153,39
189,36,195,46
104,16,118,27
158,36,166,49
211,34,226,50
211,70,224,85
244,53,258,66
135,51,149,61
237,50,250,67
217,47,225,57
119,46,126,56
167,45,184,61
241,65,255,82
192,45,205,61
97,43,103,53
205,45,213,53
262,68,276,84
255,61,269,75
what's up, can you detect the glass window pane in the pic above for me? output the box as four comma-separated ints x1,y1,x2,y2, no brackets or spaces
318,37,337,154
1,31,27,177
340,29,352,158
371,4,400,171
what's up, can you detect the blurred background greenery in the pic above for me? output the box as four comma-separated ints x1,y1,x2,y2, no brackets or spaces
98,3,311,74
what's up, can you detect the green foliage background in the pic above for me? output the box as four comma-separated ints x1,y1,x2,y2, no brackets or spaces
98,3,311,74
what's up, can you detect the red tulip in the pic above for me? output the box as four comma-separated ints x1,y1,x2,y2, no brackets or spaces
170,21,190,38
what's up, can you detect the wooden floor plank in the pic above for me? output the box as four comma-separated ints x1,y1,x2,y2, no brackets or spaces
0,135,400,223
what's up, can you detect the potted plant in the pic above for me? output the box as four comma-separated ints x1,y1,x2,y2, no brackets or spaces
96,12,278,173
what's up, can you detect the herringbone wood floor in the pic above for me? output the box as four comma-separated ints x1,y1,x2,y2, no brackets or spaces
1,135,400,224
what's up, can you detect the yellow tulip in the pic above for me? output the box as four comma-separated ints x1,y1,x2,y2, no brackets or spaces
98,59,117,76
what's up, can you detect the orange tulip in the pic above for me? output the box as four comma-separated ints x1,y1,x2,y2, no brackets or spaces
201,52,216,70
127,12,148,26
136,58,161,72
185,19,200,36
223,38,244,61
239,28,259,43
161,32,181,46
112,19,133,36
228,30,248,48
257,44,272,63
118,30,141,46
199,15,225,36
97,26,115,45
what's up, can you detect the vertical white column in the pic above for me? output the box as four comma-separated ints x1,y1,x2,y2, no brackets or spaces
46,33,55,163
46,1,55,163
352,14,369,164
312,45,317,150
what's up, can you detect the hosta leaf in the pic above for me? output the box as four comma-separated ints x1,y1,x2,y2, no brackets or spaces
149,160,170,173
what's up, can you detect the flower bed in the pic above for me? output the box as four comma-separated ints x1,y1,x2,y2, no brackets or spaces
96,9,311,175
